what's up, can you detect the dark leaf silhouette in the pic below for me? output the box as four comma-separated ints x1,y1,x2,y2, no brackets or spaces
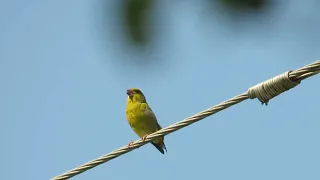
124,0,153,45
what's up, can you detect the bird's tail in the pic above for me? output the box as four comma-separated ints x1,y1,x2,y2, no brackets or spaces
151,141,167,154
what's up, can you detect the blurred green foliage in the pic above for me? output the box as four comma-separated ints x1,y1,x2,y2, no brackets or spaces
124,0,153,45
219,0,268,11
122,0,269,46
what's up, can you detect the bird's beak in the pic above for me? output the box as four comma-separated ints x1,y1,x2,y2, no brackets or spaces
127,89,133,96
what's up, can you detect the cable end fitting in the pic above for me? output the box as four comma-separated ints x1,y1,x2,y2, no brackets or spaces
247,71,301,105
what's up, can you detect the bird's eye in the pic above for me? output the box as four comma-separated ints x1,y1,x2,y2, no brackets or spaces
134,89,141,94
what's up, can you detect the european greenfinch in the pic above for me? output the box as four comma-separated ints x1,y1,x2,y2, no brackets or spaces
126,88,167,154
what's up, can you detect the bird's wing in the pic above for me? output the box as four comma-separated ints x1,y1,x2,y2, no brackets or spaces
141,103,159,131
146,106,162,130
141,103,167,154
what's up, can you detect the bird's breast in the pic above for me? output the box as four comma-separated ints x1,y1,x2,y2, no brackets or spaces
126,104,145,124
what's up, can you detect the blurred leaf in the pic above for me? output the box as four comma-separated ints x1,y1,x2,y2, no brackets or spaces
124,0,153,45
220,0,269,11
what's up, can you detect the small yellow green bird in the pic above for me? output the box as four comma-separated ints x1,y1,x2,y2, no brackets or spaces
126,88,167,154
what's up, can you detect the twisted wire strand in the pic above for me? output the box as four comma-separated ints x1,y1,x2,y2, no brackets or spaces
289,60,320,81
52,60,320,180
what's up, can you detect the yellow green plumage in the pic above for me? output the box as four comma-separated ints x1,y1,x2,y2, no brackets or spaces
126,88,167,154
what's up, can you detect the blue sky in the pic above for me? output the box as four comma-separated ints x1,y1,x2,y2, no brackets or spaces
1,0,319,180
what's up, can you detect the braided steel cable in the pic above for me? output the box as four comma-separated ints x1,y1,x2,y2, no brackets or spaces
52,60,320,180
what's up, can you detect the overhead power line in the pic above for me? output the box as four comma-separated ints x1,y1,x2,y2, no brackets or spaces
52,60,320,180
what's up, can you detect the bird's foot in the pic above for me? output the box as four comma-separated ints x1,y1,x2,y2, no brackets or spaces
127,141,134,147
141,135,148,141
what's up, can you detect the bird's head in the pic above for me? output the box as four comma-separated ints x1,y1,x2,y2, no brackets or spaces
127,88,146,103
